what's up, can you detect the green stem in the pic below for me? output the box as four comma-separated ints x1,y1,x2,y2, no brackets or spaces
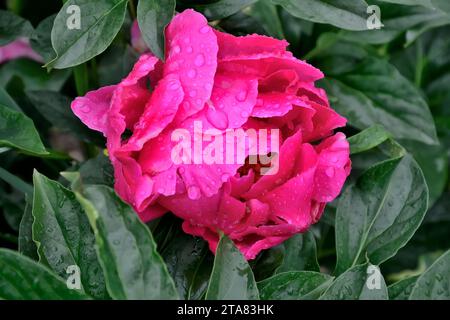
90,58,99,89
73,63,89,96
128,0,137,20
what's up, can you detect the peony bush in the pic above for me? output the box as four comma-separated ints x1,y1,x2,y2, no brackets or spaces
0,0,449,301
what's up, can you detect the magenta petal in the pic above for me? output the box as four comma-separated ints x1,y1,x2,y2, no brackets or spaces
243,130,303,199
260,143,318,229
0,38,42,64
71,85,116,134
215,31,288,60
164,9,218,122
252,93,310,118
118,74,184,152
313,132,351,202
206,74,258,129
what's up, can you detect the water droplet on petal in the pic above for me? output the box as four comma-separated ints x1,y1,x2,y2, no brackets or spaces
206,108,229,130
221,173,230,182
187,69,196,78
187,186,201,200
173,45,181,54
325,167,335,177
186,46,193,53
169,82,180,90
236,90,247,102
194,54,205,67
200,26,210,34
81,106,91,113
189,90,197,98
240,111,249,118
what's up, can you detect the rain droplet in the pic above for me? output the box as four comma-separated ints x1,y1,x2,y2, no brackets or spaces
206,108,229,130
186,46,193,53
240,111,249,118
173,45,181,54
236,90,247,102
81,106,91,113
187,186,201,200
187,69,196,78
200,26,210,34
326,167,335,177
194,54,205,67
169,82,180,90
221,173,230,182
189,90,197,97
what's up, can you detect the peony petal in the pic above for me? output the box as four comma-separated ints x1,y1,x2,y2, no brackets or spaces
0,38,42,64
243,129,302,199
215,31,288,60
252,93,311,118
71,85,116,134
118,73,184,152
260,143,318,229
313,132,351,202
205,73,258,130
164,9,218,122
218,51,323,83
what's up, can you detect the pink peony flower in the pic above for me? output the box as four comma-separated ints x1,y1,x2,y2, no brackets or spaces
0,38,42,64
72,9,351,259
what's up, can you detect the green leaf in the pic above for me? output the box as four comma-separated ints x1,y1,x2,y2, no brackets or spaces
322,57,438,145
320,263,388,299
0,103,47,155
30,15,57,63
388,276,418,300
348,125,392,155
258,271,333,300
25,90,104,144
0,248,88,299
206,235,259,300
18,197,38,260
410,250,450,299
78,153,114,186
76,185,179,300
276,232,320,273
252,246,285,281
0,87,21,111
335,154,429,274
0,9,34,45
136,0,175,60
0,59,71,91
248,0,285,39
341,4,449,45
0,166,33,195
400,140,448,207
185,0,257,20
272,0,369,31
160,233,211,300
32,171,107,299
47,0,128,69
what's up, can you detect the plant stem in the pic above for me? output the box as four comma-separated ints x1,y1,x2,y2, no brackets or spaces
73,63,89,96
128,0,137,20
